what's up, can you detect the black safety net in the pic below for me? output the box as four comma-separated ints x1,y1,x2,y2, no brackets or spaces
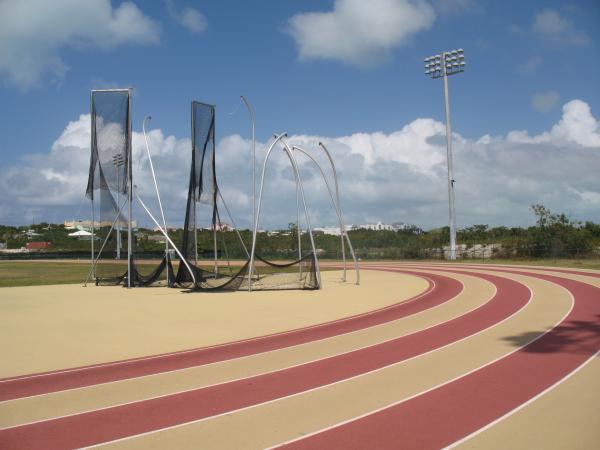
87,89,169,287
173,101,319,291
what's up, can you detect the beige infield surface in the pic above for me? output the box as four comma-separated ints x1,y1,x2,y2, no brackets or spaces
0,263,598,449
0,269,427,377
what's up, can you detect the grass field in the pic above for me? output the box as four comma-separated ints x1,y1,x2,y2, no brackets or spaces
0,260,337,287
0,258,598,288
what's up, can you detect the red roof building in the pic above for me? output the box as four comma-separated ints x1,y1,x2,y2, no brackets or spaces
25,241,52,250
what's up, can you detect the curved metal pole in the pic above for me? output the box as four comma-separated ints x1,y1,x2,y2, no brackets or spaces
319,142,360,285
292,145,348,282
240,96,256,236
134,188,197,286
143,116,170,284
248,132,288,290
279,138,321,288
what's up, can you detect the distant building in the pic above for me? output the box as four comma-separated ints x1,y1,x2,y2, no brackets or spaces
313,226,342,236
357,221,393,231
25,241,52,250
203,223,234,232
147,234,167,244
21,229,41,238
67,230,94,240
64,219,136,229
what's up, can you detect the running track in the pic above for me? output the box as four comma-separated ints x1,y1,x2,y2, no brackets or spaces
0,263,598,449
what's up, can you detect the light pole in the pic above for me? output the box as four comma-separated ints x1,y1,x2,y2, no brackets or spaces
424,48,465,260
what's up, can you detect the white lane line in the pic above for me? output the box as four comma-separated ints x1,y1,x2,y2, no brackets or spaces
77,271,529,449
444,350,600,449
0,271,434,384
0,271,445,404
0,272,468,429
265,271,575,450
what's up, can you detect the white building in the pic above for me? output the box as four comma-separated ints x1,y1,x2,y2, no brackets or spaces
313,226,342,236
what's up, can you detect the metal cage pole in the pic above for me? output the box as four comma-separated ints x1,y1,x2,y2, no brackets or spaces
296,171,302,280
212,111,218,275
280,139,321,288
240,96,256,236
248,133,287,290
90,197,95,280
89,90,95,282
318,142,359,285
126,88,133,288
293,145,359,285
143,116,170,284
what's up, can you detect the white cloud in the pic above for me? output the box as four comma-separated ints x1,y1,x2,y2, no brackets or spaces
1,100,600,229
532,9,589,46
517,55,543,75
0,0,160,89
166,1,207,33
286,0,435,67
531,91,560,113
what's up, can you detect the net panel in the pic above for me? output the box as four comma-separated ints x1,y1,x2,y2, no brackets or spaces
87,90,131,284
175,102,216,285
171,100,318,291
87,89,169,287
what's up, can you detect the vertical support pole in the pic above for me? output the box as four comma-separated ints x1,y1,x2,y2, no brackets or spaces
89,90,95,283
241,96,256,277
116,166,121,260
296,174,302,280
143,116,170,284
91,197,95,280
127,88,133,288
213,206,218,275
442,53,457,261
194,200,198,264
213,111,218,276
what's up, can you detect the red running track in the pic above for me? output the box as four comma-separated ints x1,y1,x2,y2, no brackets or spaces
276,268,600,450
0,271,528,449
0,270,459,401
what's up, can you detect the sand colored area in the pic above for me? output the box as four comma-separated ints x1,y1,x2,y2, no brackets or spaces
97,270,573,450
0,269,488,428
0,270,428,378
457,354,600,450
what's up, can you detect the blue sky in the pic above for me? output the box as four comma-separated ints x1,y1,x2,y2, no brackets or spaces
0,0,599,229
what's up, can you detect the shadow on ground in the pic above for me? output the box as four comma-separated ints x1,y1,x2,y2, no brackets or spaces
502,315,600,354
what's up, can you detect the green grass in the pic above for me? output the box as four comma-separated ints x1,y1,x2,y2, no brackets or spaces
1,258,597,288
0,261,125,287
468,258,600,270
0,260,336,287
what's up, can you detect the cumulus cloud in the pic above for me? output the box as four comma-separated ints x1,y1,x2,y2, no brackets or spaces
531,91,560,113
1,100,600,229
532,9,589,46
166,1,207,33
0,0,160,89
286,0,435,67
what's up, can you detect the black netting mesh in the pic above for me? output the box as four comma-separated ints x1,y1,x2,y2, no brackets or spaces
172,101,318,291
88,89,168,287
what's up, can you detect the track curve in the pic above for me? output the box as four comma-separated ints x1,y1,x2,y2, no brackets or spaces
0,263,598,450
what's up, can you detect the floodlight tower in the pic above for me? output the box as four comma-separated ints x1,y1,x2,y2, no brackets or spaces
424,48,465,260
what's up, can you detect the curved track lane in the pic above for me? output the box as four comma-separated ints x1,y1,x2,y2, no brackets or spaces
273,265,600,450
0,271,454,401
0,264,597,449
0,271,529,449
